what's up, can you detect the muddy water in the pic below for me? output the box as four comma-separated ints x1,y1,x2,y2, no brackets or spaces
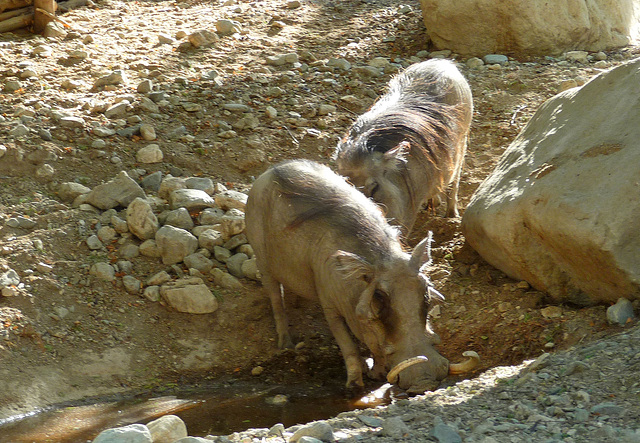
0,381,368,442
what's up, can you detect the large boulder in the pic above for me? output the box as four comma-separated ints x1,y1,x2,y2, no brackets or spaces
419,0,640,56
461,58,640,305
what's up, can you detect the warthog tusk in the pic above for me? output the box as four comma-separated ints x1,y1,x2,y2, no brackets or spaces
386,356,429,384
448,351,480,375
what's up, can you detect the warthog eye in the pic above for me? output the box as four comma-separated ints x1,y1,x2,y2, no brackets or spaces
364,181,380,198
371,289,389,318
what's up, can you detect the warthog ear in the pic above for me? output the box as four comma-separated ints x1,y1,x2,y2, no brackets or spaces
409,231,433,272
333,250,374,283
382,141,411,169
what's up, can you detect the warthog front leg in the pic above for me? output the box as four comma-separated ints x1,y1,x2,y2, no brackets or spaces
263,274,294,349
322,306,364,389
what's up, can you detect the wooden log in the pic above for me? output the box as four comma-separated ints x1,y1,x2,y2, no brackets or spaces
0,4,31,20
33,0,56,33
0,12,32,33
0,0,31,14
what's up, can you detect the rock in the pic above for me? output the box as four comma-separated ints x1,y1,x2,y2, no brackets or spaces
144,286,161,302
328,58,351,70
214,190,247,211
184,252,214,273
105,102,129,118
86,171,146,210
94,70,127,89
160,277,218,314
241,258,260,281
382,417,410,438
57,182,91,202
185,177,214,195
431,423,462,443
265,106,278,118
540,306,563,319
86,235,103,250
146,415,188,443
169,189,216,211
482,54,508,65
188,30,219,48
419,0,640,56
148,271,172,286
606,297,635,325
198,228,225,251
213,246,232,263
210,268,243,290
226,253,248,278
159,177,187,200
268,423,284,436
290,422,334,442
90,262,115,281
97,226,117,243
0,269,20,288
118,243,140,260
223,233,247,250
267,53,299,66
139,239,161,258
164,208,195,231
123,275,142,294
565,50,589,63
126,198,159,241
216,19,241,35
591,402,624,416
141,171,163,192
137,144,163,163
462,58,640,305
219,209,246,238
173,438,211,443
60,117,84,129
155,225,198,265
92,423,152,443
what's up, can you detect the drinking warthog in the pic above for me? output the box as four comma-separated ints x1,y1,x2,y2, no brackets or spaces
334,59,473,235
245,160,478,393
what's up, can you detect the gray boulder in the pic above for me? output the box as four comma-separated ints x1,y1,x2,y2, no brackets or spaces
85,171,145,210
462,58,640,305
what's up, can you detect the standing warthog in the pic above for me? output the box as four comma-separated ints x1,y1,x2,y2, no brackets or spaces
245,160,478,393
334,59,473,235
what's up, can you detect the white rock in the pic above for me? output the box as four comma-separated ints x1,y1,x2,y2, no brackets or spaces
155,225,198,265
90,262,116,281
160,277,218,314
188,30,219,48
169,189,216,211
146,415,188,443
136,144,163,163
419,0,640,56
126,197,159,241
214,190,247,210
92,424,152,443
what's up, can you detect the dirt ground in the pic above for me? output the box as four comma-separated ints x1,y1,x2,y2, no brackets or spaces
0,0,637,424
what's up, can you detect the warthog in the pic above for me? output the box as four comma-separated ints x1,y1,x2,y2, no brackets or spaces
245,160,477,393
334,59,473,235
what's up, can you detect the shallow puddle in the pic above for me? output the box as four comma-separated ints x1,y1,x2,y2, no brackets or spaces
0,381,369,442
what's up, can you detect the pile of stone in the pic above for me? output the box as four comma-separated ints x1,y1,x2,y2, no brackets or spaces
57,167,258,316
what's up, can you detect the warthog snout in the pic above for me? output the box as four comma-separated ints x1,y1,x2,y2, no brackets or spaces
387,350,480,394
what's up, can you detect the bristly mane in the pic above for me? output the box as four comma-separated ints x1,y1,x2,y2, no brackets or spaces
271,160,401,256
339,92,462,170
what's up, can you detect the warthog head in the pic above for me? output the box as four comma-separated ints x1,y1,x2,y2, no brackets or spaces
335,233,453,392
